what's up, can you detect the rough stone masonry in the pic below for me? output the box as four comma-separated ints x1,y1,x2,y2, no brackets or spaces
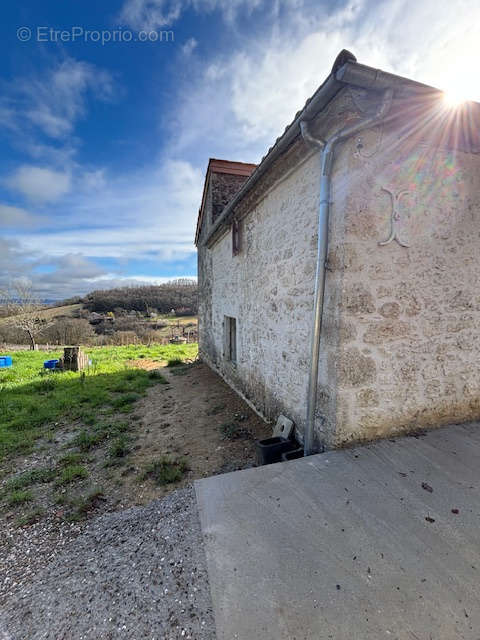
197,69,480,450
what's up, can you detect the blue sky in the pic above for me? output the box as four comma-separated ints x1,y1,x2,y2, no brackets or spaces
1,0,478,299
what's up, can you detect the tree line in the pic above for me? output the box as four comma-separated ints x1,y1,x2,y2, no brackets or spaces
0,280,198,349
81,280,198,314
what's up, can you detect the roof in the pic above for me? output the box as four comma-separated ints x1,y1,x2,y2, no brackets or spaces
207,158,257,177
199,49,480,248
195,158,256,244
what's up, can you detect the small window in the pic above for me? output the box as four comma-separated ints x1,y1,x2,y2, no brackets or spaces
232,218,241,256
225,316,237,364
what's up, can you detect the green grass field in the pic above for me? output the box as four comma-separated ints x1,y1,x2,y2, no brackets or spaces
0,344,197,461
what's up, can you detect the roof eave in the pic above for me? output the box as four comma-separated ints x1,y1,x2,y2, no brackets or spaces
204,72,342,248
202,55,451,249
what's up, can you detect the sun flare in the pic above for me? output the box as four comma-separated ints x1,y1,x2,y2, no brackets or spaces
442,88,468,108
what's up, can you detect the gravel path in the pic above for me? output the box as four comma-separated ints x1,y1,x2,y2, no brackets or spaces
1,516,83,606
1,487,216,640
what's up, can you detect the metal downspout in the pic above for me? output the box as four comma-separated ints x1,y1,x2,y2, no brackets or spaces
300,87,394,456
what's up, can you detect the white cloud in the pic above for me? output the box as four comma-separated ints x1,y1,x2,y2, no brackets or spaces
21,141,78,168
5,166,71,204
43,253,106,282
0,239,196,299
0,203,45,228
80,169,107,192
0,238,32,283
92,274,196,285
0,57,116,161
0,154,203,299
119,0,263,29
0,247,105,300
18,227,196,261
168,0,480,164
5,158,203,261
20,58,116,139
182,37,198,56
120,0,184,28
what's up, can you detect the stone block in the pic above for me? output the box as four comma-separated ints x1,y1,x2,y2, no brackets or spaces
343,284,375,314
363,320,410,344
379,302,401,319
337,348,376,387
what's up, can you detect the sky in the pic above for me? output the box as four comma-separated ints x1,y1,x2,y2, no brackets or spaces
1,0,479,299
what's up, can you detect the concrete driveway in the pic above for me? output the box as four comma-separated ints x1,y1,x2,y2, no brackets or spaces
195,423,480,639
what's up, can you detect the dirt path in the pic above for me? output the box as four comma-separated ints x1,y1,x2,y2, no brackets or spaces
124,361,270,505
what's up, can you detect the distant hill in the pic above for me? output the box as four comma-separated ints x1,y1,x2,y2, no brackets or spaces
56,279,198,315
0,281,198,347
0,303,83,325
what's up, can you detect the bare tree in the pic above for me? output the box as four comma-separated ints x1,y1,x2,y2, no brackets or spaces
42,317,95,346
1,281,54,350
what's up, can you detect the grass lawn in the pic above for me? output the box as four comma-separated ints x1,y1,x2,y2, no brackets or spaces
0,344,197,461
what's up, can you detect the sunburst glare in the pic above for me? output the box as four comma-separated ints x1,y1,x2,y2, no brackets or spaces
443,89,467,107
442,76,476,108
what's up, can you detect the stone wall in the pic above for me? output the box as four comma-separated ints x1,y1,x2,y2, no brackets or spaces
198,170,252,364
323,115,480,446
199,89,480,448
198,149,321,433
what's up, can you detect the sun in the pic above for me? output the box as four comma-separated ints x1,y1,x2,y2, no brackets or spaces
443,91,466,107
442,84,471,108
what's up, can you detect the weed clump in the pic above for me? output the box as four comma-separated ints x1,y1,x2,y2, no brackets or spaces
108,435,131,459
57,452,85,466
71,429,104,452
109,420,130,434
57,464,88,485
140,457,188,486
7,489,33,506
5,467,56,491
16,507,44,527
167,359,183,367
219,422,252,441
54,487,105,521
148,370,167,383
67,488,105,521
111,392,141,410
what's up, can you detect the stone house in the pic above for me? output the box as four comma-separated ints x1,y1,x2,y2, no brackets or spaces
195,50,480,452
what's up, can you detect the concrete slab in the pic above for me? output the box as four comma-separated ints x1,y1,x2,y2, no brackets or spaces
195,423,480,639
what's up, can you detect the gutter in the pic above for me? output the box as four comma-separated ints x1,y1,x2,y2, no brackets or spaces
202,52,441,249
336,61,437,95
203,50,358,248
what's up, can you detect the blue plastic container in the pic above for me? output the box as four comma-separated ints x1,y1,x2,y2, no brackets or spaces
43,359,59,370
0,356,12,368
